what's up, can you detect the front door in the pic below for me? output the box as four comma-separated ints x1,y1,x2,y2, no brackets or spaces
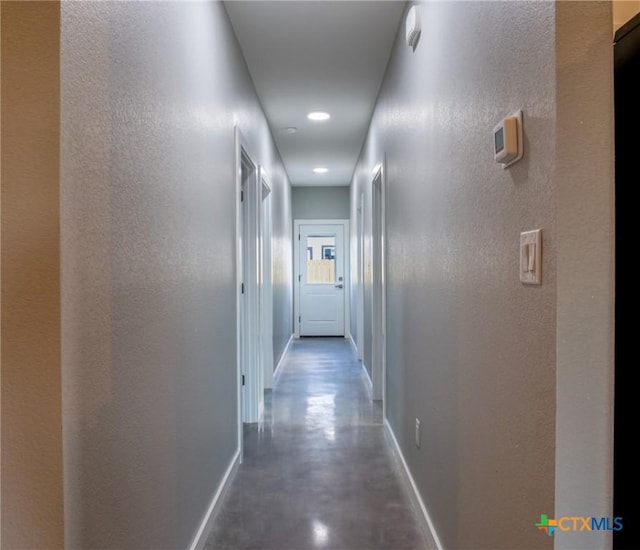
299,223,345,336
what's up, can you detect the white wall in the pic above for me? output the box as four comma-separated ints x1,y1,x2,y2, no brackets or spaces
60,2,291,548
292,186,350,220
350,2,613,548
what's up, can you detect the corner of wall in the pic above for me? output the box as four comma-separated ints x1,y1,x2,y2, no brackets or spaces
554,3,615,548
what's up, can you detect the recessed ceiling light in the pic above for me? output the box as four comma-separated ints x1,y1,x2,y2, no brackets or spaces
313,167,328,174
284,126,297,134
308,111,330,121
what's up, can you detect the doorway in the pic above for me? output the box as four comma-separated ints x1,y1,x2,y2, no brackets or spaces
259,174,274,390
357,193,365,361
371,166,386,404
235,128,263,443
294,220,350,337
614,14,639,549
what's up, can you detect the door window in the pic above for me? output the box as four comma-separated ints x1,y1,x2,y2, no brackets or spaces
305,235,336,284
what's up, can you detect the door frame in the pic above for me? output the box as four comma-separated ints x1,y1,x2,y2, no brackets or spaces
235,127,263,453
371,163,387,410
357,193,365,361
293,219,350,339
258,170,274,390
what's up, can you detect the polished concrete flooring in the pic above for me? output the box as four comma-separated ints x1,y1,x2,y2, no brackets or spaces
205,337,430,550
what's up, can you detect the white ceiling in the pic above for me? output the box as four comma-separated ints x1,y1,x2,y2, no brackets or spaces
224,1,405,186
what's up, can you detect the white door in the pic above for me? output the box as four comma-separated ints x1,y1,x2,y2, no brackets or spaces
299,223,345,336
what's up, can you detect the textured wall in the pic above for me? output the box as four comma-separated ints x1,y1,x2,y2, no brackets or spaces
1,3,65,548
292,186,350,220
60,2,291,548
272,172,294,367
351,2,560,547
351,2,614,547
554,3,614,549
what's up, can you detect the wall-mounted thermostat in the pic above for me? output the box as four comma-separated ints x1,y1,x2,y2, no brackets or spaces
493,110,524,168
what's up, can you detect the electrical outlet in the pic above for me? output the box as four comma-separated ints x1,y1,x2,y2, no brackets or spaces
415,418,421,448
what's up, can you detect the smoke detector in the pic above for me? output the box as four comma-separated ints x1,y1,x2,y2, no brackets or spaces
406,6,421,48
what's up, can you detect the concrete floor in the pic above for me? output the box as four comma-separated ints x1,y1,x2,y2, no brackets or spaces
205,337,430,550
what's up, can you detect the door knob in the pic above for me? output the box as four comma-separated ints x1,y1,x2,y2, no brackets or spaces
335,284,344,289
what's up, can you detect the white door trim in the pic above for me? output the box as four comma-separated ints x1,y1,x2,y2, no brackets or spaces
235,127,263,447
258,170,274,390
371,163,387,412
234,127,244,460
357,193,365,361
294,219,350,339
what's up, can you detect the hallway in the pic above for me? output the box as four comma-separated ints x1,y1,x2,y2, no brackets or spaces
206,338,431,550
1,2,617,548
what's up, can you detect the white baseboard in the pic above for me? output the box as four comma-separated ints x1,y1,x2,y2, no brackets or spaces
273,333,294,385
349,335,373,393
348,334,359,355
189,449,241,550
383,419,443,550
361,362,372,391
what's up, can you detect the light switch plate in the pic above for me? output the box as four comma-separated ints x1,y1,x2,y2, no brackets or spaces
520,229,542,285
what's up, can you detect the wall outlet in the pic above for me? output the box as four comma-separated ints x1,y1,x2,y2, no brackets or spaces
415,418,421,448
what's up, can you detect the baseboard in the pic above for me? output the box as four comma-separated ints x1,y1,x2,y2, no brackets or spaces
383,419,443,550
348,334,359,355
348,335,373,392
189,448,241,550
361,361,373,392
273,333,294,385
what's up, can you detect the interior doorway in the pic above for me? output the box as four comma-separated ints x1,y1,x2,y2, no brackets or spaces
259,174,274,390
371,165,386,405
614,14,639,549
235,129,263,445
357,193,365,361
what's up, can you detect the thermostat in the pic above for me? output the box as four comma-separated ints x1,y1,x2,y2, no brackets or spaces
493,110,524,168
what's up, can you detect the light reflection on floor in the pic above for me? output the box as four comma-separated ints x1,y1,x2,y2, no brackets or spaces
205,337,430,550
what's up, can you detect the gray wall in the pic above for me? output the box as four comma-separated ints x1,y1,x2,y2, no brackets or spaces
350,2,613,549
273,186,294,369
60,2,292,548
292,186,350,220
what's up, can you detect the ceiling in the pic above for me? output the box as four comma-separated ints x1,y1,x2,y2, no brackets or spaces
224,1,405,186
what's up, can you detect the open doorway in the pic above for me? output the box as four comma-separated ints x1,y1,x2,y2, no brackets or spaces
355,166,386,406
357,193,365,361
259,173,274,390
371,165,386,406
614,14,639,548
235,129,264,457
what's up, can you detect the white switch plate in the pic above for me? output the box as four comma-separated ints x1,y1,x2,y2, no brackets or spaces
520,229,542,285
